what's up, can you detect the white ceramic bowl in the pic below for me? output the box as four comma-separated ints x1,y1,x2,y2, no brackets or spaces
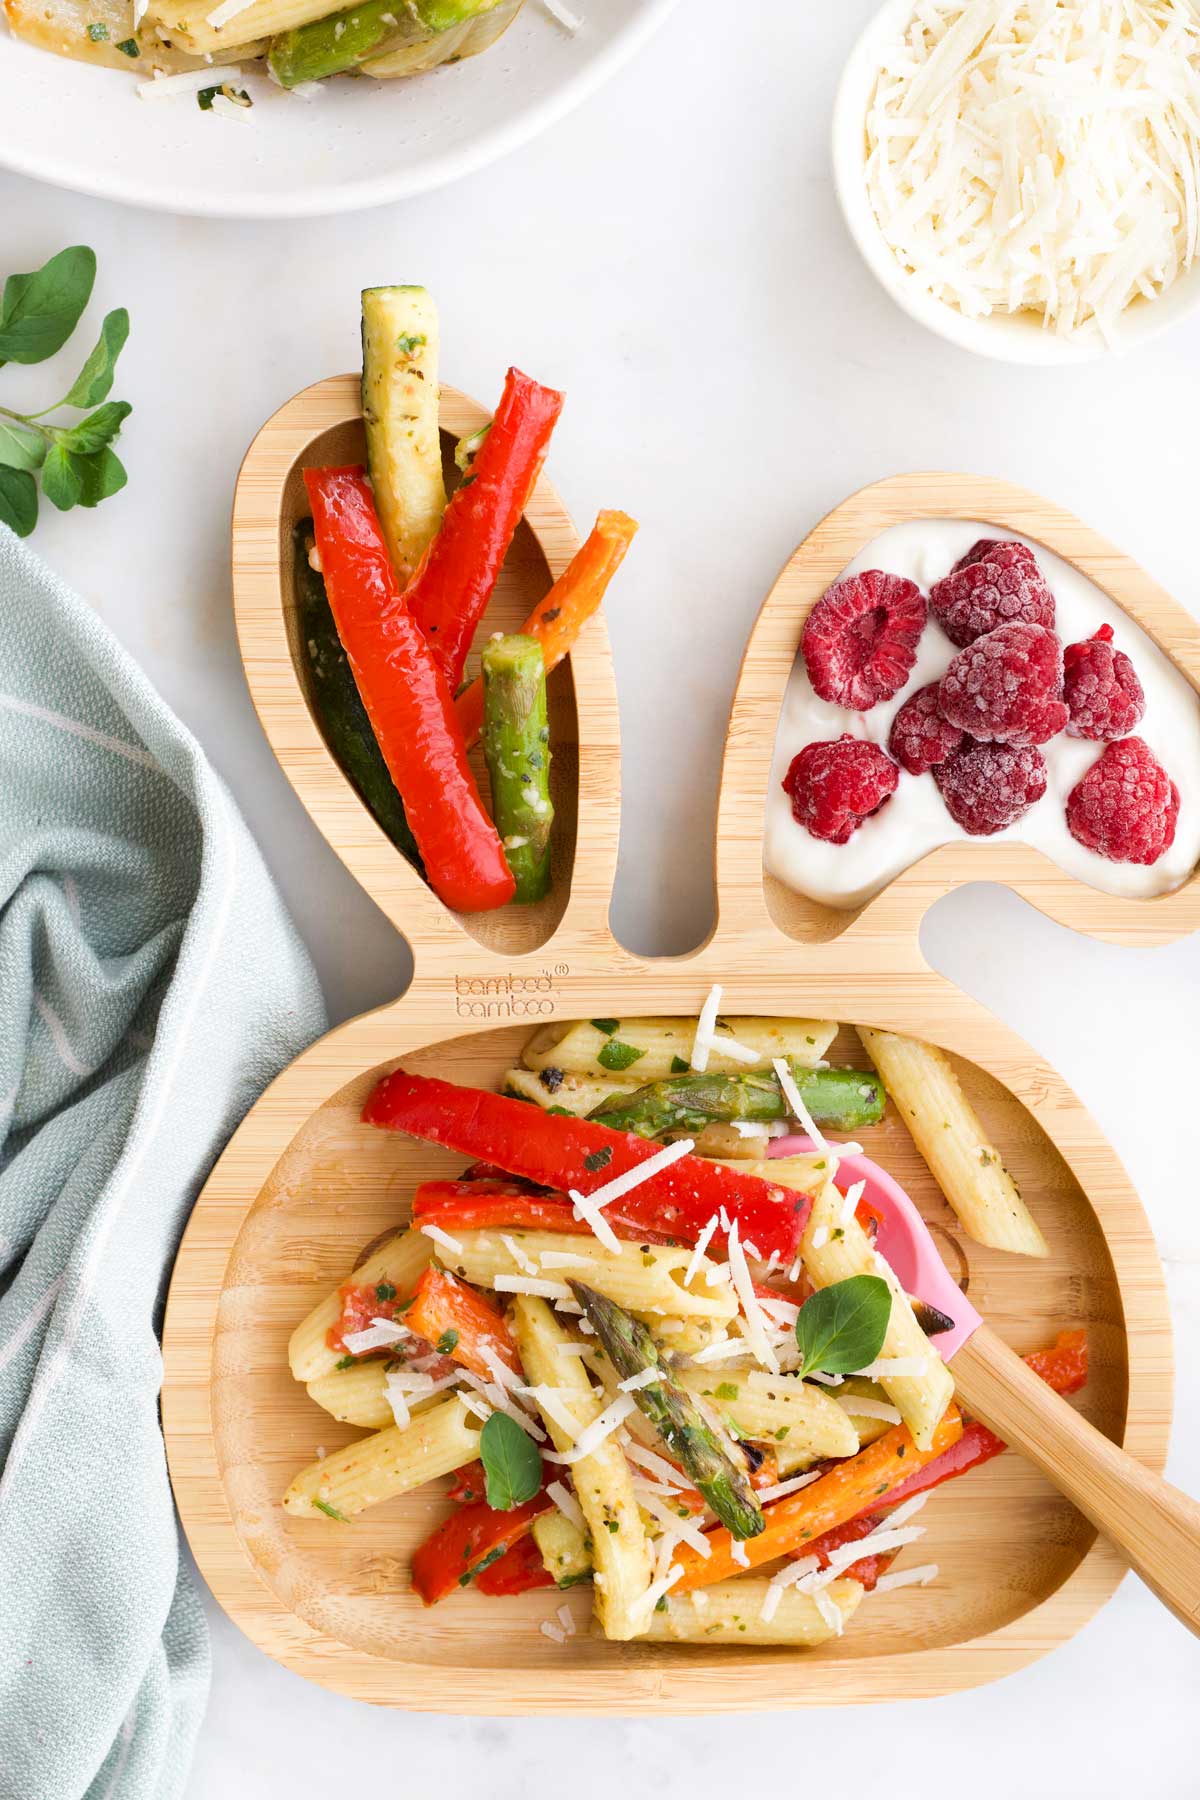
832,0,1200,365
0,0,677,218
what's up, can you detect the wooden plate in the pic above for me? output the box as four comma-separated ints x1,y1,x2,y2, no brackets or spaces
162,404,1179,1710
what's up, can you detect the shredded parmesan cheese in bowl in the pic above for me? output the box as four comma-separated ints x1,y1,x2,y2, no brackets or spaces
833,0,1200,361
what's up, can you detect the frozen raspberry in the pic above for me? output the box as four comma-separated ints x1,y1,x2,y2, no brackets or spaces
938,623,1068,747
930,542,1055,648
782,735,899,844
802,571,927,711
933,739,1048,835
888,683,965,775
1063,625,1146,740
1065,738,1180,865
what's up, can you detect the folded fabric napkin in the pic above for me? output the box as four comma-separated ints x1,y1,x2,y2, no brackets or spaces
0,528,327,1800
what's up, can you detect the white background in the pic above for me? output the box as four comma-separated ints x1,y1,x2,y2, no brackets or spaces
3,0,1200,1792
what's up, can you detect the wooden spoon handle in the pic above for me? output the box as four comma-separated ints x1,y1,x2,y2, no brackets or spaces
951,1323,1200,1635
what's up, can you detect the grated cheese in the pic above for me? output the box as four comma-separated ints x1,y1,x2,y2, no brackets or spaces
690,985,723,1071
625,1441,689,1488
420,1223,464,1256
540,0,582,28
729,1537,751,1568
538,1251,593,1270
553,1392,636,1464
540,1620,568,1645
839,1179,866,1230
137,64,246,98
683,1213,720,1287
556,1603,576,1637
492,1274,573,1300
618,1367,659,1393
568,1137,695,1255
810,1225,829,1251
725,1220,780,1374
863,0,1200,346
874,1562,940,1593
839,1395,903,1424
755,1471,822,1504
547,1480,585,1532
205,0,255,25
824,1524,927,1573
341,1317,409,1355
773,1057,829,1153
501,1234,538,1276
812,1588,845,1636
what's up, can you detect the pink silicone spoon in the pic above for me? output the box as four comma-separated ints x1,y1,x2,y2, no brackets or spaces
771,1135,1200,1636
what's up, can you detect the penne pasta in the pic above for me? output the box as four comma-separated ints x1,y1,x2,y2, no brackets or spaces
641,1576,866,1645
679,1370,860,1461
856,1027,1049,1258
799,1177,955,1453
145,0,333,56
503,1067,641,1117
283,1395,480,1520
306,1360,393,1430
531,1509,592,1588
287,1227,434,1384
438,1230,738,1327
511,1297,652,1641
521,1017,838,1082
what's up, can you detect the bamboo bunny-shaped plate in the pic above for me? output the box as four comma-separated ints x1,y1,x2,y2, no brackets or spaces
162,404,1183,1710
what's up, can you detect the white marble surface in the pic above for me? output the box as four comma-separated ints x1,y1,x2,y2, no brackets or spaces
3,0,1200,1790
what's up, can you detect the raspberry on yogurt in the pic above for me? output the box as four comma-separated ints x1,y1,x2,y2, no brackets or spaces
933,739,1048,835
1063,625,1146,740
888,682,965,775
930,541,1055,648
801,571,927,711
782,735,900,844
1065,737,1180,865
938,623,1069,747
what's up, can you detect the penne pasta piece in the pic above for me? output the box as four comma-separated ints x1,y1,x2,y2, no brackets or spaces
641,1576,865,1645
856,1027,1048,1258
511,1297,652,1641
679,1370,860,1461
799,1177,955,1453
145,0,333,56
306,1360,393,1430
4,0,263,70
532,1509,592,1588
521,1017,838,1082
283,1395,480,1520
503,1067,641,1117
287,1228,434,1384
438,1230,738,1327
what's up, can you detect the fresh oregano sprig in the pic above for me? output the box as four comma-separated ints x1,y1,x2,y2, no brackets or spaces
0,246,131,539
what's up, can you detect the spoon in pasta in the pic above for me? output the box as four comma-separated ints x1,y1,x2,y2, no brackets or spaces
771,1135,1200,1637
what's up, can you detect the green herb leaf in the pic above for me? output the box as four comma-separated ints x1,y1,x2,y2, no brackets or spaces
435,1329,460,1355
396,332,426,355
60,399,131,455
596,1040,646,1073
198,86,220,110
794,1275,891,1379
0,468,37,537
375,1282,396,1302
312,1498,350,1522
0,416,46,472
334,1354,356,1370
670,1055,690,1074
73,447,127,508
583,1146,613,1174
714,1382,739,1401
41,444,83,512
590,1018,619,1036
0,246,96,366
115,36,139,54
479,1411,542,1511
61,309,129,409
87,21,109,38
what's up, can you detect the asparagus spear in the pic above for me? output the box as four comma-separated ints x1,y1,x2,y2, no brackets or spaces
482,634,553,904
569,1283,764,1541
294,524,422,873
269,0,500,89
588,1064,885,1140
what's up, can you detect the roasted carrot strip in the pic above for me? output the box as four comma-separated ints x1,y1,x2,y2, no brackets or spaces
404,1267,520,1380
456,511,638,748
672,1404,963,1591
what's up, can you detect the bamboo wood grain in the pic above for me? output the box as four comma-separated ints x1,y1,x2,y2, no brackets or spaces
951,1325,1200,1635
161,424,1182,1712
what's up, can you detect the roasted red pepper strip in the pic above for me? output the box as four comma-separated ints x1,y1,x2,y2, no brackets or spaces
304,467,514,914
413,1180,682,1247
474,1531,557,1597
405,1266,521,1380
367,1074,808,1261
412,1490,553,1606
446,1460,487,1505
406,369,565,691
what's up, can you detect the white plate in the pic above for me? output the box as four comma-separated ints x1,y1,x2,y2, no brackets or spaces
0,0,677,218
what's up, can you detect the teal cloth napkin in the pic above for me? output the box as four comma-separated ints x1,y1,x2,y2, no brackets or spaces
0,527,327,1800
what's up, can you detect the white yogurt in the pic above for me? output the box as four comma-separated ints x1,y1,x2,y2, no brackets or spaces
764,520,1200,909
